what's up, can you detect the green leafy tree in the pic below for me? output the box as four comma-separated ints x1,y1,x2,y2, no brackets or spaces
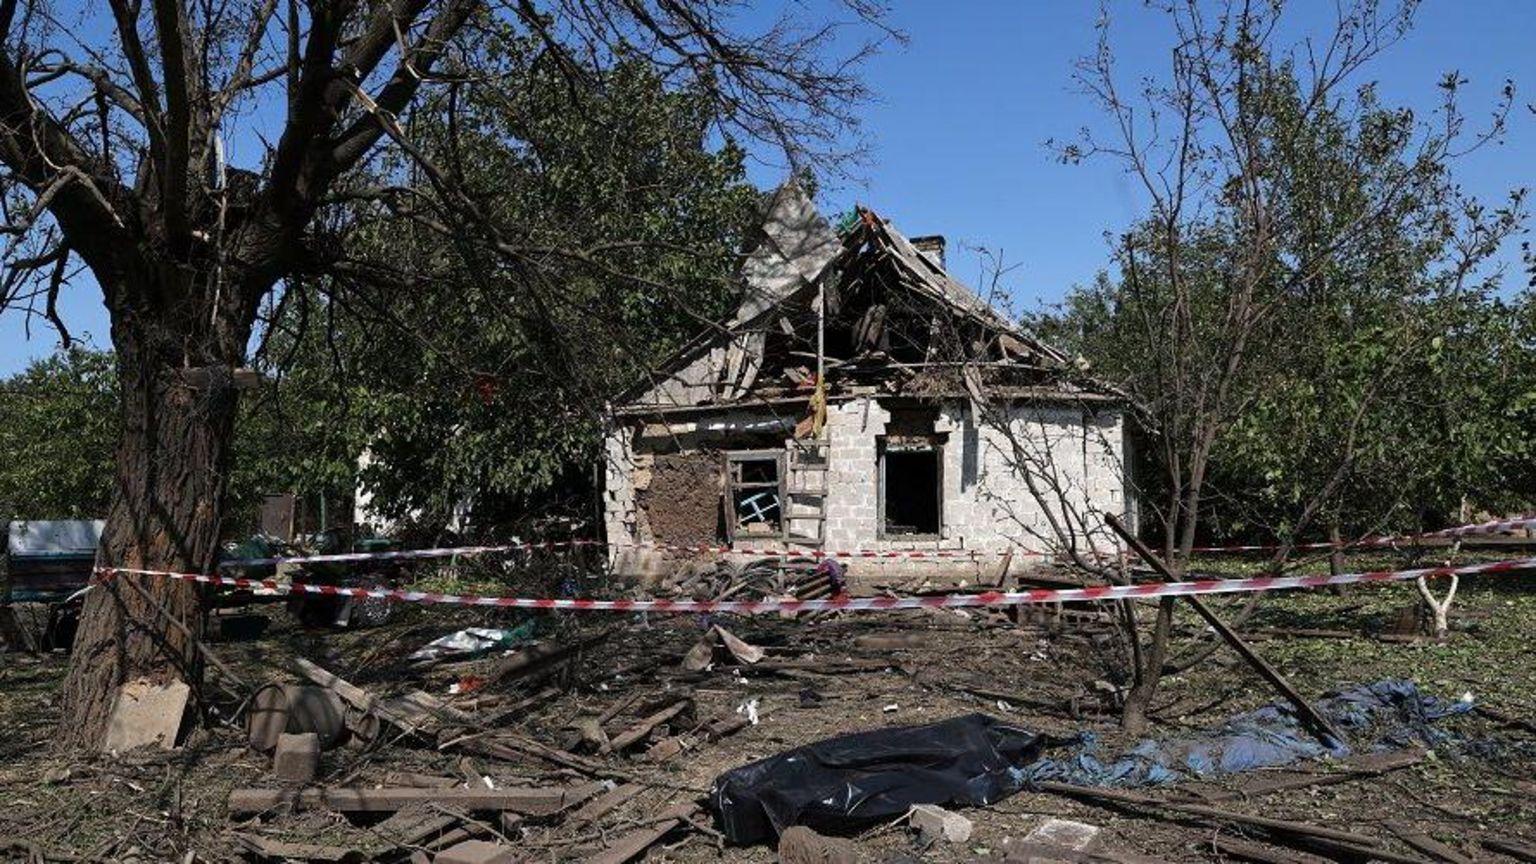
261,40,762,533
0,0,877,747
0,350,118,520
1041,0,1526,732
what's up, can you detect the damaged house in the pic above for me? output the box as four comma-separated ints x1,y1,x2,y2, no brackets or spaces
604,184,1133,587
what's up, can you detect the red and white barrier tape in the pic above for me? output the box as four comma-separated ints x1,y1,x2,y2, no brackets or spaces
99,555,1536,615
217,514,1536,570
1190,515,1536,554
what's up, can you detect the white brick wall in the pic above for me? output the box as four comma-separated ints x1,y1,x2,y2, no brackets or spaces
602,397,1130,584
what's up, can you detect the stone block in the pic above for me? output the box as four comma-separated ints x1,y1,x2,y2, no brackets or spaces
908,803,972,843
273,732,320,784
778,825,862,864
1023,817,1100,851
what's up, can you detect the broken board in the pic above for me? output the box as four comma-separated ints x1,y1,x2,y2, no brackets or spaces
101,678,189,753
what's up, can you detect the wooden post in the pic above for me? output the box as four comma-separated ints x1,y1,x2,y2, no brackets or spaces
1104,514,1348,749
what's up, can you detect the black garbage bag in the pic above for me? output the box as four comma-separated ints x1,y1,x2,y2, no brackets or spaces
709,713,1051,845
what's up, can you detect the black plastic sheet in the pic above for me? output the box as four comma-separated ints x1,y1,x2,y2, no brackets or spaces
709,713,1050,844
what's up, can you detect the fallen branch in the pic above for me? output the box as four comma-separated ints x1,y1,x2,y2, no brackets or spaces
1034,781,1391,849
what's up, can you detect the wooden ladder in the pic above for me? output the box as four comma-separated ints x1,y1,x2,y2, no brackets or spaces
784,436,830,545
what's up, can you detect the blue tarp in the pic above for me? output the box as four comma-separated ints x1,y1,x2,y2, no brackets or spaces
1014,678,1474,787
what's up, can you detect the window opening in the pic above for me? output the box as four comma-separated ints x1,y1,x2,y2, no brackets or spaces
726,452,784,539
880,439,941,537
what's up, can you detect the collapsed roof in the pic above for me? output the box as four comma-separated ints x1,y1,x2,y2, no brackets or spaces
619,183,1104,415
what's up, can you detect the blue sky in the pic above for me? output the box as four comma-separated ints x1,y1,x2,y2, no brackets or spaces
3,1,1532,374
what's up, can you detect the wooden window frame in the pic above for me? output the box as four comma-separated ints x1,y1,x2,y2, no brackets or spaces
724,450,787,542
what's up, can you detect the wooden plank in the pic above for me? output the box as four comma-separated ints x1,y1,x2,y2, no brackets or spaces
231,834,364,862
565,783,644,830
381,772,461,789
1034,782,1380,847
581,803,698,864
371,804,460,847
604,700,691,753
1105,515,1348,749
1483,837,1536,863
1387,823,1476,864
227,784,598,816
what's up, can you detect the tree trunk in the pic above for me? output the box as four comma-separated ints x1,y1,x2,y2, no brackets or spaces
1328,522,1344,577
1120,596,1175,735
56,309,242,750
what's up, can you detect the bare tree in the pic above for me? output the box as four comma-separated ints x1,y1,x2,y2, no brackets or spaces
1021,0,1522,730
0,0,885,747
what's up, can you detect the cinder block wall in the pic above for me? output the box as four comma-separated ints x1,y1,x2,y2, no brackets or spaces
819,397,1127,585
602,397,1130,586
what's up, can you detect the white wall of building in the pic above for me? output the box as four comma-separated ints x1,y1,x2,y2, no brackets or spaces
602,397,1130,583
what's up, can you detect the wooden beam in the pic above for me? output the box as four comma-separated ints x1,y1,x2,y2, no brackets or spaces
1386,823,1476,864
227,783,604,816
1104,514,1348,749
565,783,645,830
1482,837,1536,863
1034,781,1380,847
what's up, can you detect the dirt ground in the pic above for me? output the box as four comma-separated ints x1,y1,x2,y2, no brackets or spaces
2,557,1534,863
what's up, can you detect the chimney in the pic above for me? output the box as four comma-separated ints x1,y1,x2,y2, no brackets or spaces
910,235,946,269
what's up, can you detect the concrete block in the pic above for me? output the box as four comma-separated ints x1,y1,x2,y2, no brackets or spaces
273,732,320,784
102,678,189,753
1023,817,1100,851
908,804,972,843
433,839,519,864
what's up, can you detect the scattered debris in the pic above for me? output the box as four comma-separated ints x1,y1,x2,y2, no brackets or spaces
852,632,926,651
408,623,537,664
230,833,365,863
5,535,1530,863
582,801,699,864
